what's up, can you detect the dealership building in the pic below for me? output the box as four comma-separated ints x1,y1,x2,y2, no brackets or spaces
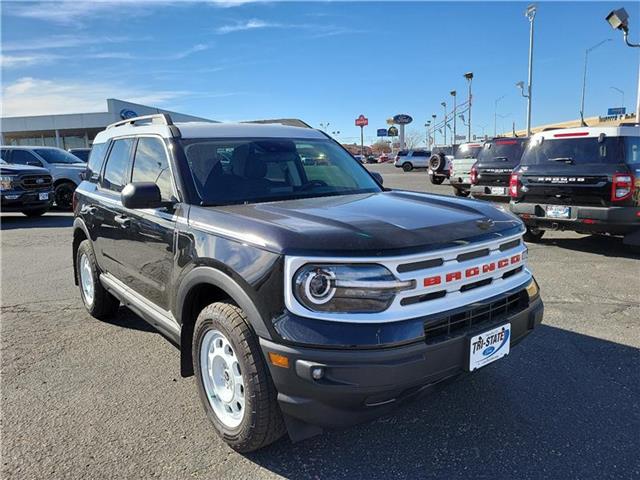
0,98,217,149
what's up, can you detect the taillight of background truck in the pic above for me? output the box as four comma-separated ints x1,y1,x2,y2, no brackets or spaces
611,173,635,202
509,172,520,198
470,165,478,185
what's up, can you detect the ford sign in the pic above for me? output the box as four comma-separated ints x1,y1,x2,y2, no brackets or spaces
119,109,138,120
393,114,413,125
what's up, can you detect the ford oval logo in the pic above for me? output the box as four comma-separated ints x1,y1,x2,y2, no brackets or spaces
119,109,138,120
36,178,44,184
482,346,495,356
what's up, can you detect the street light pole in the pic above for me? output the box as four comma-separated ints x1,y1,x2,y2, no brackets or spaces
580,39,611,126
494,95,506,137
450,90,457,144
464,72,474,141
610,86,625,109
431,114,437,146
441,102,447,145
525,4,536,137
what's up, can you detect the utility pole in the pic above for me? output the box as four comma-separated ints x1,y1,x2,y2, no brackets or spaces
494,95,506,137
525,4,536,136
441,102,447,145
431,114,437,146
450,90,457,144
464,72,474,141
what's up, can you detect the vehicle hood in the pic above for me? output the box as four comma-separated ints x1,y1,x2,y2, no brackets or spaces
190,190,523,255
0,164,50,175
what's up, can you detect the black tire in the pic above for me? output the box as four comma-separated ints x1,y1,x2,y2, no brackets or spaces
429,153,445,172
402,162,413,172
453,187,470,197
523,226,545,243
76,240,120,319
193,302,285,453
21,207,49,217
429,175,445,185
54,181,76,210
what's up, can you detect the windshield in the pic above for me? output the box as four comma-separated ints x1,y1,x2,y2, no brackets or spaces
455,144,483,159
181,137,381,206
34,148,85,164
520,137,624,166
476,139,527,163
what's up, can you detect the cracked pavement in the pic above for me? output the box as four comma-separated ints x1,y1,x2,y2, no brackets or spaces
1,164,639,479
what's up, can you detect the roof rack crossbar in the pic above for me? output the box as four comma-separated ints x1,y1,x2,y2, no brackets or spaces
107,113,174,130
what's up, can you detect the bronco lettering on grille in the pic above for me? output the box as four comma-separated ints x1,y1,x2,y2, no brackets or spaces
423,255,521,287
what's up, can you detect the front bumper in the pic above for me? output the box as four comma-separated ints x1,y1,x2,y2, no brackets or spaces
1,189,54,212
510,201,640,235
261,286,543,431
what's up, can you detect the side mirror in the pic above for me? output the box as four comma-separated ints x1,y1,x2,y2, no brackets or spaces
121,182,162,209
372,172,384,185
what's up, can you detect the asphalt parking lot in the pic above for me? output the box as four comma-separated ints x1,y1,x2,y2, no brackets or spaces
1,162,639,480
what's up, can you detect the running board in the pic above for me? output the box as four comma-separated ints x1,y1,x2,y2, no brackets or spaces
100,273,180,343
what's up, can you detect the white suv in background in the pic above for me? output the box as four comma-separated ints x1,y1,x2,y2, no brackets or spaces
394,150,431,171
0,146,87,209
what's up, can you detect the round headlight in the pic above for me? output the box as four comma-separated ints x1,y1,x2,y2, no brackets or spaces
302,268,336,304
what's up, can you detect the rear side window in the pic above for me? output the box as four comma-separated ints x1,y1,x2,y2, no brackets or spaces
102,138,134,192
87,143,108,182
131,137,174,201
625,137,640,165
412,151,428,157
398,150,409,156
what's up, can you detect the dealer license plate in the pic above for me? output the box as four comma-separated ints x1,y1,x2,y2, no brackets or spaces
38,192,49,201
469,323,511,371
546,205,570,218
490,187,507,196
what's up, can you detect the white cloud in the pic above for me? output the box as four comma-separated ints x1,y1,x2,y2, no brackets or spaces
3,34,139,52
0,54,61,69
1,77,182,117
216,18,282,34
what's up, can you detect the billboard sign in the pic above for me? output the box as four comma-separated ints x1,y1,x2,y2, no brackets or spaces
387,126,399,137
355,114,369,127
393,114,413,125
607,107,626,116
377,128,387,137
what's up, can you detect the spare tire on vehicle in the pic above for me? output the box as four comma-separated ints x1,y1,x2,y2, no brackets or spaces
429,153,446,172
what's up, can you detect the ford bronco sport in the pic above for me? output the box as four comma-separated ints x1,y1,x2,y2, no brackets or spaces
509,125,640,245
471,137,528,202
72,114,544,452
449,142,484,196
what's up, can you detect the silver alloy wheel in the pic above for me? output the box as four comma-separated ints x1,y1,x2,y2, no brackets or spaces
200,329,245,428
79,253,94,306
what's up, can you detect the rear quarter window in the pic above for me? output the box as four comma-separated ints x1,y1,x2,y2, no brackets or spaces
87,143,109,182
625,137,640,165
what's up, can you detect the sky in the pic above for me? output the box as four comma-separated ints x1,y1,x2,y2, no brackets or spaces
1,0,639,145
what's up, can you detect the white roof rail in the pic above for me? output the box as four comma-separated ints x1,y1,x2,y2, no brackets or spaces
107,113,174,130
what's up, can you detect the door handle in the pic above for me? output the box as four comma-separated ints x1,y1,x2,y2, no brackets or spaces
114,215,131,228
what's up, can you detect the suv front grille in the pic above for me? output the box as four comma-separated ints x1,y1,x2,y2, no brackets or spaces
20,175,52,190
423,289,528,344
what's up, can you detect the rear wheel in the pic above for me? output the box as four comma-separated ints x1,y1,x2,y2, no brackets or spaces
429,175,445,185
21,207,49,217
76,240,120,319
193,302,285,452
402,162,413,172
523,226,545,243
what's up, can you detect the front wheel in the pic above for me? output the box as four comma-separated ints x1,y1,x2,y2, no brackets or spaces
54,181,76,210
523,226,545,243
193,302,285,452
429,175,445,185
453,187,470,197
402,162,413,172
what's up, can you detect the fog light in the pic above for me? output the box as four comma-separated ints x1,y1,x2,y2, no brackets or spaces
311,367,324,380
4,195,19,200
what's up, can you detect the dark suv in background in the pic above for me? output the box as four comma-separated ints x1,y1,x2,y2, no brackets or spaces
509,125,640,245
0,158,53,216
471,137,528,202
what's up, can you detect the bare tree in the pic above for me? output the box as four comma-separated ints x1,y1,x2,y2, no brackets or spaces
370,140,391,155
404,129,425,150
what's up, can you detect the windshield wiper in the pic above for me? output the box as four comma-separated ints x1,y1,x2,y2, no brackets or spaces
548,157,574,164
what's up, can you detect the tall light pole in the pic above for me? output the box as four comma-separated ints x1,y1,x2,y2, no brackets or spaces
464,72,473,141
424,121,431,147
580,39,611,126
610,86,625,109
431,114,437,146
494,95,506,137
606,7,640,122
441,102,447,145
319,122,330,132
450,90,457,144
524,4,536,137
